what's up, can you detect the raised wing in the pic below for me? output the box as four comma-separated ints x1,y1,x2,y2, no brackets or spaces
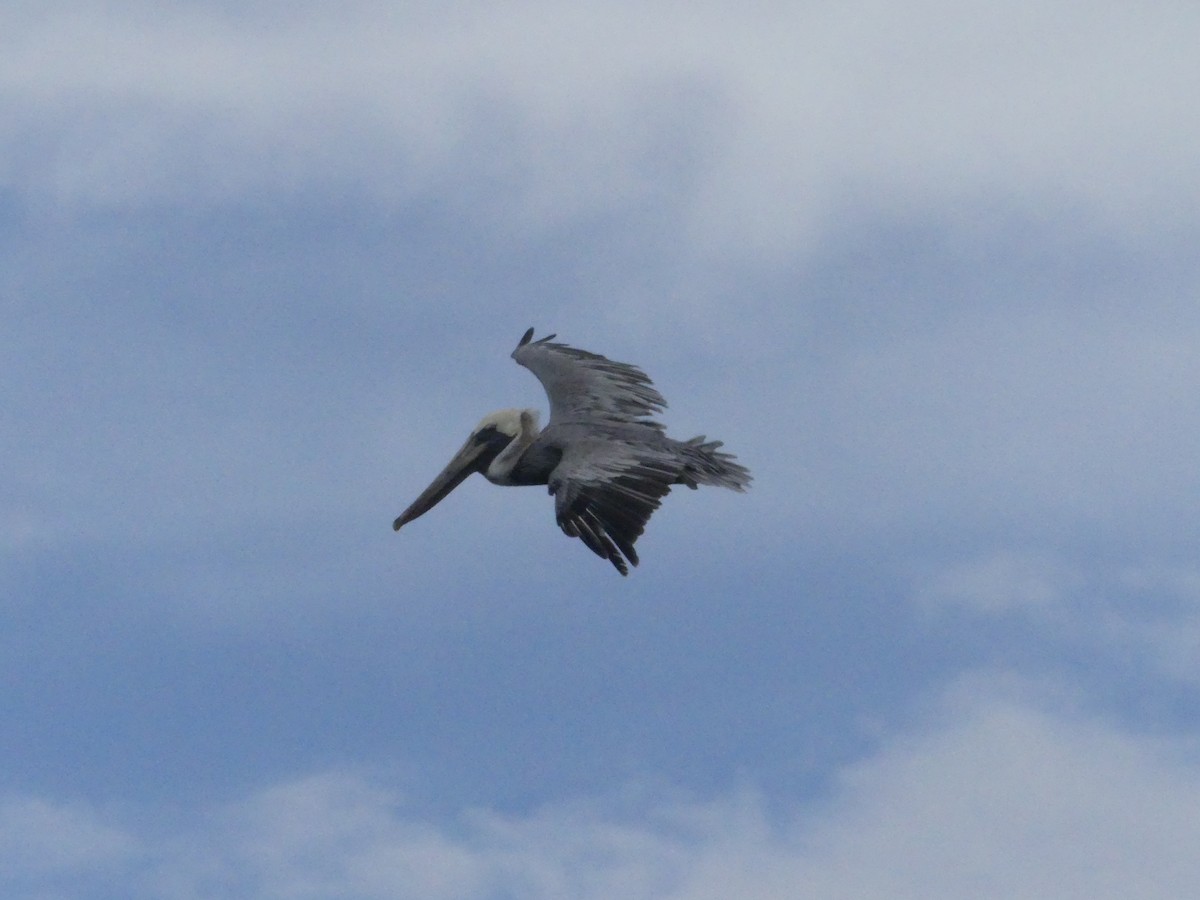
512,328,667,427
547,438,682,575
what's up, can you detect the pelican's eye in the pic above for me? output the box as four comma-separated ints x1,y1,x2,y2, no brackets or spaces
473,425,501,444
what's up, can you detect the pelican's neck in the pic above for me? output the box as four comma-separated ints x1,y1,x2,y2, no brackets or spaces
485,409,541,484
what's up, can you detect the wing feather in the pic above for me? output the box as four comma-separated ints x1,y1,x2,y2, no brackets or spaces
548,440,680,575
512,329,667,427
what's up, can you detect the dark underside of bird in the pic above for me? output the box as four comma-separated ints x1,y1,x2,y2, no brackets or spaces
393,328,751,575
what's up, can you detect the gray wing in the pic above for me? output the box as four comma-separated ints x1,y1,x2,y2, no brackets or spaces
512,328,667,427
548,438,682,576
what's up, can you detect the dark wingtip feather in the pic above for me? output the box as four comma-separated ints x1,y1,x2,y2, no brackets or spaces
519,327,535,347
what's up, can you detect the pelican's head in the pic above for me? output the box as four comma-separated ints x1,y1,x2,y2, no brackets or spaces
392,409,531,531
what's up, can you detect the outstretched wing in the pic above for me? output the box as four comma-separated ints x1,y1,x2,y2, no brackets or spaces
548,437,681,576
512,328,667,427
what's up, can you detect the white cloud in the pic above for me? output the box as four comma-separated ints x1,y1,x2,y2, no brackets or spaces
799,681,1200,899
8,680,1200,899
3,1,1197,260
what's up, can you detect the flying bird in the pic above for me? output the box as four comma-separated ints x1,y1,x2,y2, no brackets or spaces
393,328,751,575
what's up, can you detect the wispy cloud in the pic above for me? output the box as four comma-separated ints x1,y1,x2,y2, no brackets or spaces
914,553,1200,687
915,551,1074,615
0,796,140,881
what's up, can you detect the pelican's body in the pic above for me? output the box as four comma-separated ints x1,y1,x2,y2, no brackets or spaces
394,329,751,575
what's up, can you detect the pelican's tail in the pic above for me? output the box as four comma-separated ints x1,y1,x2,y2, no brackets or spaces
676,436,752,492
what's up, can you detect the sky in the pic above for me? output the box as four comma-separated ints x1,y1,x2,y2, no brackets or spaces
4,1,1200,896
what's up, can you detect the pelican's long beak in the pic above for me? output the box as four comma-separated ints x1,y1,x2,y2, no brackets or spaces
393,437,488,531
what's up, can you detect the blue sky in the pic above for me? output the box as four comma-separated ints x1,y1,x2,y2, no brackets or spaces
4,1,1200,896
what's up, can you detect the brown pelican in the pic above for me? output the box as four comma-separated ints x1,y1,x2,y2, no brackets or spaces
393,328,751,575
